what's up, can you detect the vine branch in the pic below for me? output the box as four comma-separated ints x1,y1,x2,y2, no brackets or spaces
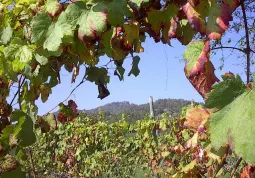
212,146,230,178
45,75,86,115
211,46,246,53
230,157,242,178
240,0,252,84
28,147,37,178
10,76,26,107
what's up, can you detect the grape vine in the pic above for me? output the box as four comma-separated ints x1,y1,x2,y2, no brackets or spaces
0,0,254,177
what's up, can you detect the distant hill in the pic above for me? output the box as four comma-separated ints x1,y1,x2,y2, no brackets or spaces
81,99,200,123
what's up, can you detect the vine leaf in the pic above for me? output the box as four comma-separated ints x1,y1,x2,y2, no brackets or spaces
147,4,178,42
122,22,140,50
85,67,109,84
184,108,210,131
100,0,132,26
3,38,33,72
173,160,197,177
46,0,63,17
77,4,107,41
182,1,207,35
129,0,150,9
35,114,57,133
209,82,255,164
0,165,26,178
57,100,78,124
240,164,255,178
98,82,110,100
205,73,246,109
114,65,125,81
183,0,240,40
0,24,13,45
206,0,240,40
39,84,52,103
11,110,36,147
176,19,196,45
31,12,72,52
69,34,98,66
35,53,48,65
183,40,219,98
128,56,140,77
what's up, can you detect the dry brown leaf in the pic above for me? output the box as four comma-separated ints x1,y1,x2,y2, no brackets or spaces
184,108,210,131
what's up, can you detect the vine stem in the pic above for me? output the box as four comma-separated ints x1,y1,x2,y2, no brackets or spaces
45,75,86,115
10,75,26,106
28,147,37,178
211,46,245,53
212,146,230,178
230,157,242,178
240,0,251,84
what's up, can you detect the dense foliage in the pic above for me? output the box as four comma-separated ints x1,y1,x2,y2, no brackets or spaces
0,0,254,177
18,105,246,178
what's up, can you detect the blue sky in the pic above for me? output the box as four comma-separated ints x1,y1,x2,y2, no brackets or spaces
5,0,252,115
35,34,251,115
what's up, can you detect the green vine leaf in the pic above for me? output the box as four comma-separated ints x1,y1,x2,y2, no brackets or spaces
210,86,255,164
100,0,132,26
85,67,110,84
128,56,140,77
0,24,13,45
3,38,33,72
11,110,36,147
35,114,57,133
205,73,246,109
46,0,63,17
129,0,150,9
31,12,73,52
1,166,26,178
35,53,48,65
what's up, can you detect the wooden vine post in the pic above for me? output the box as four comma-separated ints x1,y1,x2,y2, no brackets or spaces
149,96,158,142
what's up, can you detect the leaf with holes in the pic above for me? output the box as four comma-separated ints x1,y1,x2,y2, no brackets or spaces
183,40,219,98
176,19,196,45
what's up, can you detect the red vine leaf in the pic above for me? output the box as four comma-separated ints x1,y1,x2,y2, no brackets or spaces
183,40,219,98
240,164,255,178
183,0,240,40
182,1,207,35
206,0,240,40
57,100,79,124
